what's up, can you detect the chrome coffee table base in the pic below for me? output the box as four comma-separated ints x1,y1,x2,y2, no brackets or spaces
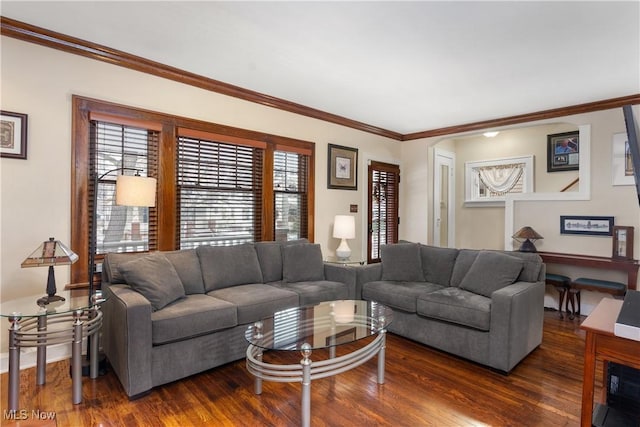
246,330,387,427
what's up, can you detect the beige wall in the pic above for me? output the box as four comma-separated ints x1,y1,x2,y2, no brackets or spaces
0,36,400,306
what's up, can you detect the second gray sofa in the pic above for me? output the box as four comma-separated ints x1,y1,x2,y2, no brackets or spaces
356,243,545,373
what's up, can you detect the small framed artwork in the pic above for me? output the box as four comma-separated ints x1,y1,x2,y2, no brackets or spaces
560,215,614,236
328,144,358,190
612,226,634,260
611,132,635,186
547,131,579,172
0,110,28,159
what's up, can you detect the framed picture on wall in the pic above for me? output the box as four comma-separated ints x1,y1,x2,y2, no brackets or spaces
327,144,358,190
560,215,614,236
1,110,28,160
611,132,635,186
612,226,634,260
547,131,579,172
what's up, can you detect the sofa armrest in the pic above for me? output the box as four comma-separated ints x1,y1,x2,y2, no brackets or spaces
102,284,154,397
324,263,357,300
489,280,545,372
355,263,383,300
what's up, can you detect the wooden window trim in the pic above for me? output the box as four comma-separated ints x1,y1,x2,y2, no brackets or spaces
71,95,315,285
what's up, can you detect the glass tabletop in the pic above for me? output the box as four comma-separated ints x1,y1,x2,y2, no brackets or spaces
245,300,392,352
0,290,106,318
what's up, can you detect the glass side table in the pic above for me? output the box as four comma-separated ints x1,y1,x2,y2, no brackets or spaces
324,256,365,266
0,290,106,411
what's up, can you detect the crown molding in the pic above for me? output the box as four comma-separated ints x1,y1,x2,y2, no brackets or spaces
0,17,403,141
2,17,638,142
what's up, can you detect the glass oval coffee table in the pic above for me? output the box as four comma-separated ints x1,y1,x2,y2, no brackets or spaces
245,299,392,427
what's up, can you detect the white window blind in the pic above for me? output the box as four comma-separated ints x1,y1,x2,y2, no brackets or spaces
274,150,309,242
177,135,264,249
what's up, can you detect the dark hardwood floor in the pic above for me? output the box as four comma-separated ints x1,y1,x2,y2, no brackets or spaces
1,309,599,426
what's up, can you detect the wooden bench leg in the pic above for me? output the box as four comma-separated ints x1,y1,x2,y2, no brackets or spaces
555,286,566,319
566,290,577,320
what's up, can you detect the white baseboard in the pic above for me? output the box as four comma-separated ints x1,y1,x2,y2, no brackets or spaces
0,344,72,374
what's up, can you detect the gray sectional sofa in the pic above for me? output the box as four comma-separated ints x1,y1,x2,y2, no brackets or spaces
100,240,355,398
356,243,545,373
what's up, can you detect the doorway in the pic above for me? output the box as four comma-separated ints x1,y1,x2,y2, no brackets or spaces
433,149,455,247
367,161,400,263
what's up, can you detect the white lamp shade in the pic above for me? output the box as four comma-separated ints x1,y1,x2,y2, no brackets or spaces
333,215,355,239
115,175,157,207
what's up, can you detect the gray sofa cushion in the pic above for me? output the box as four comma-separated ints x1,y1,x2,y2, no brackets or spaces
362,280,444,312
254,241,283,283
119,253,186,311
197,244,264,291
506,251,543,282
420,245,459,287
103,252,149,284
208,284,299,324
417,287,491,331
282,243,324,282
380,243,424,282
458,251,524,297
449,249,480,288
277,280,349,305
163,249,205,294
150,294,237,345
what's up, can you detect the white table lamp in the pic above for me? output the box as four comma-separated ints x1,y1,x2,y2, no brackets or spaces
333,215,355,260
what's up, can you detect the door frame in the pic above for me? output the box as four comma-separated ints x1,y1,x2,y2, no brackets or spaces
433,148,456,248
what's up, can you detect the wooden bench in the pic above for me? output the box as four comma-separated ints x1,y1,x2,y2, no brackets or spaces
568,277,626,317
545,273,572,319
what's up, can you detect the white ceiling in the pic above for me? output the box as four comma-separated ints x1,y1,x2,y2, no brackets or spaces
2,1,639,135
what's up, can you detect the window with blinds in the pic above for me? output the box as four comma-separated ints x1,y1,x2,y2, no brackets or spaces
177,135,264,249
274,150,309,241
89,121,158,255
368,162,400,263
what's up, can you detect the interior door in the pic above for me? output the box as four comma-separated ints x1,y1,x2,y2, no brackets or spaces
367,161,400,263
433,149,455,247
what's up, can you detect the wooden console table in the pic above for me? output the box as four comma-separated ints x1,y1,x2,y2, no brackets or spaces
580,298,640,426
538,252,639,291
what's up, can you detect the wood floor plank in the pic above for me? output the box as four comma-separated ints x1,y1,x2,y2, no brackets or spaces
1,310,600,426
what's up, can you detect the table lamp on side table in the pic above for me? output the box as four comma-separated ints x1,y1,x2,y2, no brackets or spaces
21,237,79,306
333,215,356,260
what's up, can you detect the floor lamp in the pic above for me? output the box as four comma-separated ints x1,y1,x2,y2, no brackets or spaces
86,167,156,375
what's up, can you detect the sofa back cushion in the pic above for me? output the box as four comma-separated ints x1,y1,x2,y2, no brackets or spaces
419,245,459,286
282,243,324,282
197,243,264,291
102,252,149,285
458,251,524,297
254,242,283,283
380,243,424,282
118,253,186,311
163,249,205,294
505,251,543,282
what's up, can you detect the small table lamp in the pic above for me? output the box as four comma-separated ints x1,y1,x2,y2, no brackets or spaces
512,226,544,252
21,237,79,306
333,215,356,260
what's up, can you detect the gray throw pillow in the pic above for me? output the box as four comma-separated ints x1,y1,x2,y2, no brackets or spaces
119,253,186,311
381,243,424,282
282,243,324,282
458,251,524,297
197,244,264,291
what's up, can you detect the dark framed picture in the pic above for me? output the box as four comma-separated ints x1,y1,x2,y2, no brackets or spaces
612,226,634,260
328,144,358,190
547,131,579,172
560,215,614,236
1,110,28,159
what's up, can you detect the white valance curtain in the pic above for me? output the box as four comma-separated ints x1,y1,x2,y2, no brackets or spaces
477,163,524,195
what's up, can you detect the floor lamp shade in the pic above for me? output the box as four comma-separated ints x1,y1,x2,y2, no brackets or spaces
115,175,157,207
333,215,356,259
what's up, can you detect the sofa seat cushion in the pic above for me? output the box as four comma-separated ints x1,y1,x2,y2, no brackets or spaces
150,294,237,345
208,284,299,324
417,287,491,331
276,281,349,305
362,281,445,313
